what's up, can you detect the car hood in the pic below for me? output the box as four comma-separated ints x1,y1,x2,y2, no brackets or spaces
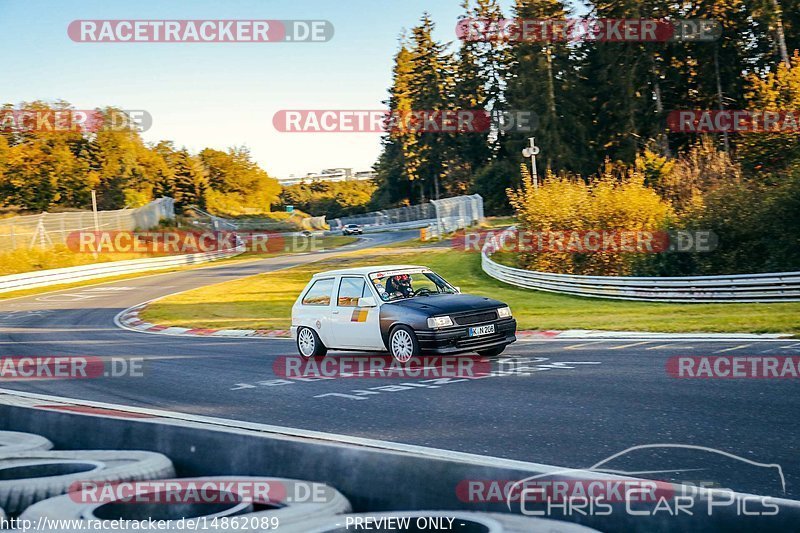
385,293,505,315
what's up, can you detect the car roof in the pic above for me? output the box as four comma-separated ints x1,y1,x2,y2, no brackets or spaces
311,265,429,277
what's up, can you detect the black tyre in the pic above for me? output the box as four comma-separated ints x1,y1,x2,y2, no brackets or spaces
388,325,420,363
477,345,507,357
0,450,174,516
22,476,352,528
297,327,327,358
0,431,53,454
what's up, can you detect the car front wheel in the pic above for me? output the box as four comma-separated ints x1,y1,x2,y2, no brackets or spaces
297,327,327,358
389,325,420,363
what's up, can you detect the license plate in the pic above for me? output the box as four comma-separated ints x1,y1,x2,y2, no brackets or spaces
469,324,495,337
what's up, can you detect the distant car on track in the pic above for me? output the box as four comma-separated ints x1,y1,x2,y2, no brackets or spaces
291,265,517,362
341,224,363,235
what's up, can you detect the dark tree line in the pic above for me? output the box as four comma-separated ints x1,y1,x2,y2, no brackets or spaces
372,0,800,214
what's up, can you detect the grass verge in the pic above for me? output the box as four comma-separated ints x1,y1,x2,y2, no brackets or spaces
141,247,800,334
0,235,357,301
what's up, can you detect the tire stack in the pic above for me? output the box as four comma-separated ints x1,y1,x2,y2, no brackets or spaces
0,430,599,532
0,430,351,531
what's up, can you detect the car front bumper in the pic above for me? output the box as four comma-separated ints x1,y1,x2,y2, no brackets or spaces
415,318,517,354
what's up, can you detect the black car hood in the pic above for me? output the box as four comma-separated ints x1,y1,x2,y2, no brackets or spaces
385,293,505,315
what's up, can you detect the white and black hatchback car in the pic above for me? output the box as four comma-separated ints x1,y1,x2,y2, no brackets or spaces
291,265,516,362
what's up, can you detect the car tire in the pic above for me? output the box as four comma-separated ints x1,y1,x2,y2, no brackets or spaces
279,511,600,532
0,450,175,516
388,325,420,363
477,345,507,357
297,327,327,358
22,476,351,528
0,431,53,454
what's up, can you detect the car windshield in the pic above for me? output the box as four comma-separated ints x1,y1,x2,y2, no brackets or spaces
369,269,457,301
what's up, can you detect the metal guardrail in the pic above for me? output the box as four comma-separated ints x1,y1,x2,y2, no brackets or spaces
481,229,800,303
0,244,244,294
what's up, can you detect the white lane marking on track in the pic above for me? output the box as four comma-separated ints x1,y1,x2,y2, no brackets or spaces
757,342,800,353
713,344,751,353
563,342,607,350
645,343,693,350
35,287,137,302
606,341,651,350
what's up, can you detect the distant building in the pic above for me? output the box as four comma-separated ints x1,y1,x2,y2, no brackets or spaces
278,168,376,187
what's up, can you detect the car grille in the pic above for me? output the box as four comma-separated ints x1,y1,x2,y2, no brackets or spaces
454,310,497,326
456,331,505,348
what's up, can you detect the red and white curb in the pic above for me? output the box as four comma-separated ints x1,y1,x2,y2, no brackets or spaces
115,304,290,338
114,305,793,341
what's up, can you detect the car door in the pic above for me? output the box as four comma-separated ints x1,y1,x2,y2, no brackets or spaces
296,276,337,346
329,276,384,350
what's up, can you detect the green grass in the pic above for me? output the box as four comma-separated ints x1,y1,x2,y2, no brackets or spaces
0,246,156,276
482,216,516,228
141,247,800,334
0,235,357,301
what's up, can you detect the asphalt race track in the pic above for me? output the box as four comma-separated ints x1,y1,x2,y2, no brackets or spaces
1,230,798,501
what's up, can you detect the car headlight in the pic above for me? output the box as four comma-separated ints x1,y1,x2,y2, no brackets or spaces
497,306,512,318
427,316,454,328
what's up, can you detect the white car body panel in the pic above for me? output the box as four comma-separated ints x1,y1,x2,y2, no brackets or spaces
292,271,393,351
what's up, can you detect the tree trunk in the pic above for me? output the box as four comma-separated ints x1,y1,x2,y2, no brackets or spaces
770,0,791,66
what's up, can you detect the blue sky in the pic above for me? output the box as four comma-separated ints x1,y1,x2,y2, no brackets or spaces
0,0,517,179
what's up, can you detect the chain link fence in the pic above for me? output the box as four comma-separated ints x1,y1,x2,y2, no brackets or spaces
187,207,327,232
0,197,175,251
331,194,484,234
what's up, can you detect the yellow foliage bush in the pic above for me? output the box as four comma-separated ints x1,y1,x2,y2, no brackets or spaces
507,165,674,275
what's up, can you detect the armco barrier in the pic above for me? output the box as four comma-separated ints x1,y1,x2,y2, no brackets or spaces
1,396,799,532
0,243,244,294
481,229,800,303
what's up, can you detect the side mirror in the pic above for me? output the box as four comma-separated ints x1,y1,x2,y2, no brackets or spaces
454,286,461,293
358,296,377,308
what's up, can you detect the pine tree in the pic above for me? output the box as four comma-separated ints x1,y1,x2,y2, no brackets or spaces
504,0,587,176
373,43,416,206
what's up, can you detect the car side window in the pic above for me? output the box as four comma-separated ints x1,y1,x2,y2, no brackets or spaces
337,277,368,307
302,278,335,306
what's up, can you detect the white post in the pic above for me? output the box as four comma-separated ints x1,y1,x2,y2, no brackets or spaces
91,190,100,258
522,137,540,188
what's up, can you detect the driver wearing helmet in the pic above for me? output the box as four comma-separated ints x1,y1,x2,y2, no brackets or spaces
387,273,414,299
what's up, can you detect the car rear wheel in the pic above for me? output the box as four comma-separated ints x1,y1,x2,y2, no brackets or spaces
477,345,506,357
297,327,327,358
389,326,420,363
